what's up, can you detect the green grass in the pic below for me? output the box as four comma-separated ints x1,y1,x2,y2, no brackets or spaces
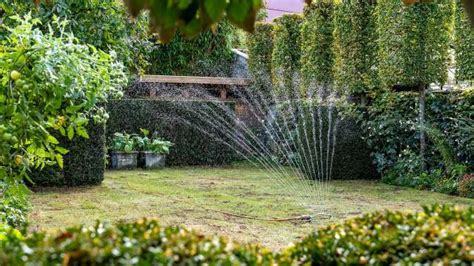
29,163,473,249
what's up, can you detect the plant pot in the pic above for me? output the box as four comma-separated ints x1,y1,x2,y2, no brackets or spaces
110,151,138,169
139,152,166,169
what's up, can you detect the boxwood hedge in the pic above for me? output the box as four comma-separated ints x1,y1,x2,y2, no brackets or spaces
29,121,106,187
106,99,236,166
0,205,471,265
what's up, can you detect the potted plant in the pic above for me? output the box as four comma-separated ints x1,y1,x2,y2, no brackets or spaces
136,129,173,169
109,132,139,169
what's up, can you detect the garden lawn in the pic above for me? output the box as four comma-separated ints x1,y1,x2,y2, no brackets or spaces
29,163,473,250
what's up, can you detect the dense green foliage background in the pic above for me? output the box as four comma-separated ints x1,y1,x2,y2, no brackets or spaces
455,0,474,81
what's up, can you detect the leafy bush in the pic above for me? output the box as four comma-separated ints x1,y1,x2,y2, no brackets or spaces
271,14,303,98
333,0,378,99
247,22,274,99
2,0,152,76
286,205,474,264
0,16,126,197
455,0,474,81
458,174,474,198
106,99,236,166
134,129,174,155
0,196,27,229
300,1,335,94
0,205,471,264
147,22,235,77
110,133,137,153
376,0,454,89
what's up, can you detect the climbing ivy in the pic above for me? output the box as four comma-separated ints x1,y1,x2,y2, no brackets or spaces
271,14,303,98
300,1,335,96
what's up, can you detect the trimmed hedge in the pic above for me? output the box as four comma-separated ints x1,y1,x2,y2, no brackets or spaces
247,22,274,99
376,0,454,89
29,121,106,187
0,205,472,264
300,1,335,95
455,0,474,81
271,14,303,98
106,99,236,166
334,0,378,99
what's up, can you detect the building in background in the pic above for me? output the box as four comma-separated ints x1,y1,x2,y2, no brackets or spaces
265,0,305,21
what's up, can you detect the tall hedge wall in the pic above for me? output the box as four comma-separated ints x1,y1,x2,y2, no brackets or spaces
455,0,474,81
334,0,378,99
147,22,235,77
376,0,454,89
271,14,303,99
247,22,274,99
29,121,106,187
106,99,236,166
300,1,335,95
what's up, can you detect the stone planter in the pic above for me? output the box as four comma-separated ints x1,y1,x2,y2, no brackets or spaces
110,151,138,169
139,152,166,169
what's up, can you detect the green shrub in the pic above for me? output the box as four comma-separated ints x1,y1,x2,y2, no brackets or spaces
0,205,471,264
271,14,303,98
29,121,106,187
247,22,274,99
376,0,454,89
455,0,474,81
300,1,335,95
333,0,378,99
106,99,236,166
458,174,474,199
286,205,474,264
148,22,235,77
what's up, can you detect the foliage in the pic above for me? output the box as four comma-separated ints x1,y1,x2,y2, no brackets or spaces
147,22,235,77
286,204,474,264
106,99,236,166
246,22,274,98
333,0,378,99
359,90,473,197
271,14,303,98
121,0,263,42
376,0,454,89
458,174,474,198
0,205,472,264
2,0,152,76
134,129,174,155
0,196,27,229
29,121,107,187
300,1,335,95
0,16,126,200
455,0,474,81
110,133,137,153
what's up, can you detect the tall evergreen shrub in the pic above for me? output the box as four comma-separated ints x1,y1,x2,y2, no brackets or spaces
376,0,454,89
455,0,474,82
247,22,274,98
300,1,335,96
271,14,303,99
334,0,378,101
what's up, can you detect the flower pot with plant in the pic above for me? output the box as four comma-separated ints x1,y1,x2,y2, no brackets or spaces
135,129,173,169
110,132,139,169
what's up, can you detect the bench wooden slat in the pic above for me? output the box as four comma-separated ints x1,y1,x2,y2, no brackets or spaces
140,75,250,86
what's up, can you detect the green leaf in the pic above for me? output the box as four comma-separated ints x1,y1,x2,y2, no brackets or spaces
76,127,90,139
67,125,74,140
47,135,59,145
204,0,227,21
55,154,64,169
